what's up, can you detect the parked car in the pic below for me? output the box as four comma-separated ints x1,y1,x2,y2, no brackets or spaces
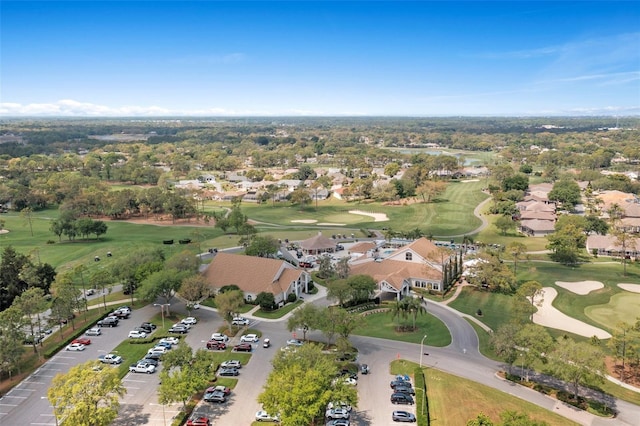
181,317,198,325
97,316,119,327
147,346,168,355
211,385,231,395
98,354,122,364
111,309,130,319
210,333,229,342
327,402,352,412
394,384,415,395
327,420,350,426
186,416,210,426
220,360,241,369
138,357,159,367
255,410,280,422
233,343,252,352
85,289,95,296
203,389,226,403
390,379,412,389
326,408,350,420
140,321,157,330
72,337,91,345
65,342,86,351
390,393,414,405
139,323,155,333
392,410,417,422
128,330,147,339
159,337,179,346
168,325,188,334
155,341,172,350
129,362,156,374
232,317,249,326
173,321,191,330
360,363,370,374
263,338,271,348
286,339,303,346
240,334,259,343
85,327,102,336
218,367,239,376
144,353,162,362
206,340,226,350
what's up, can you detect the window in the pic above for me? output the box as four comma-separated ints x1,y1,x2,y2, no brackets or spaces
405,252,413,261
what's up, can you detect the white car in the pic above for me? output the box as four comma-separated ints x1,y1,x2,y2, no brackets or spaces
65,342,86,351
85,327,102,336
240,334,259,343
255,410,280,422
158,337,180,346
220,360,242,369
211,333,229,342
286,339,303,346
128,330,147,339
326,407,350,419
232,317,250,326
129,362,155,374
147,346,168,355
173,322,191,329
181,317,197,325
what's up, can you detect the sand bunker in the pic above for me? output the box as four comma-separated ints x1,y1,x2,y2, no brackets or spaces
291,219,317,224
461,179,480,183
317,222,346,226
617,283,640,293
0,230,9,234
531,287,611,339
555,280,604,295
348,210,389,222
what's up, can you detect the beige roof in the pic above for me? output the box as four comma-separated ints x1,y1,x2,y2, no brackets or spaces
516,200,555,212
528,183,553,193
350,259,442,291
203,252,304,295
389,237,448,263
520,219,556,232
300,233,337,250
519,211,556,221
349,241,377,254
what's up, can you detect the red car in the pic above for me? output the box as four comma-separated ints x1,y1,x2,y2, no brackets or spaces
186,417,210,426
72,337,91,345
206,340,226,350
233,343,252,352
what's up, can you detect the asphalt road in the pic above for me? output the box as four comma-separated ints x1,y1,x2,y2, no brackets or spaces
3,295,640,426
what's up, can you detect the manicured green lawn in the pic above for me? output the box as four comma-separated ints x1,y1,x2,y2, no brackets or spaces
586,291,640,331
354,310,451,347
425,366,578,426
448,287,523,331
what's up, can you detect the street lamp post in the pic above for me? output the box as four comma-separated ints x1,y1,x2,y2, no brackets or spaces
419,334,428,368
153,303,170,329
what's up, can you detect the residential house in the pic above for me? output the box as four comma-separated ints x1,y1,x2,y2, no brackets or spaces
203,252,311,305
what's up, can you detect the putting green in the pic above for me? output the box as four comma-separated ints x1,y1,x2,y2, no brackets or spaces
585,291,640,330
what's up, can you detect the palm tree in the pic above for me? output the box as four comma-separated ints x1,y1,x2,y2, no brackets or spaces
406,296,427,331
391,298,409,330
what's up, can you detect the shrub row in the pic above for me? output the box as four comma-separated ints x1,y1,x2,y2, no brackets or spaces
414,367,429,426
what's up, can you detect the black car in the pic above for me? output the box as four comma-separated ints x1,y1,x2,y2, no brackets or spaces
144,353,162,362
393,385,415,396
390,393,414,405
140,322,156,333
390,379,411,389
97,317,119,327
138,358,159,367
218,367,239,377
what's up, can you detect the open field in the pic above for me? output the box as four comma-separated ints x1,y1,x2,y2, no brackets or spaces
234,179,488,238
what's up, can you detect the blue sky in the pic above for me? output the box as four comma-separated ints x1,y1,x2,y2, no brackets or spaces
1,1,638,116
